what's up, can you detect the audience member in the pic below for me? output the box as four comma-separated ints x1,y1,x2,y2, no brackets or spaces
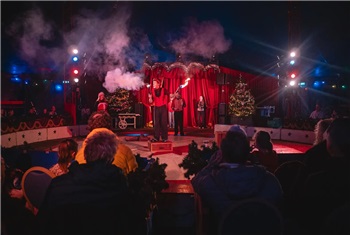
172,91,186,136
192,125,283,220
48,105,57,117
300,118,333,178
49,139,78,176
285,119,334,224
294,118,350,234
28,106,38,117
1,157,36,235
41,108,49,117
38,131,130,235
313,118,333,145
309,104,324,119
7,109,15,119
250,131,279,173
1,108,6,118
75,111,138,175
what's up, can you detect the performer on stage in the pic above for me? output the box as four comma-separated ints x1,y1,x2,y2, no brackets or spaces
95,92,108,112
168,94,175,128
148,78,169,142
197,95,206,129
172,91,186,136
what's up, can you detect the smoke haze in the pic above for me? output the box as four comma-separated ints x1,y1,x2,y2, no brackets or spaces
171,19,231,58
5,3,231,92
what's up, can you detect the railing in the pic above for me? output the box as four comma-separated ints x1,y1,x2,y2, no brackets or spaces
1,116,73,134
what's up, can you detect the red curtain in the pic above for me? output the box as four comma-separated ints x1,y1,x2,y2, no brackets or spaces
137,63,279,128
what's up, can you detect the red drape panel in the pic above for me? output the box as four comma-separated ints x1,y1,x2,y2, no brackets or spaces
137,64,278,127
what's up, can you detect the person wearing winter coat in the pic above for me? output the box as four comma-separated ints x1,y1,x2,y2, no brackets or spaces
192,127,283,218
38,131,130,235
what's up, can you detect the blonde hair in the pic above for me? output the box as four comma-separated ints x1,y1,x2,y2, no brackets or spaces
314,118,333,145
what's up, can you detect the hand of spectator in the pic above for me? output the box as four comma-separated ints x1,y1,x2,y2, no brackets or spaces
9,189,24,199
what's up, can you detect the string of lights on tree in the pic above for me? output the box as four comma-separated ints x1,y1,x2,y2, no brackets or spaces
106,88,133,116
228,75,255,117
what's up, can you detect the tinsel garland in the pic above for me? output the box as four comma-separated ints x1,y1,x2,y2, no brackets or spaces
178,140,219,179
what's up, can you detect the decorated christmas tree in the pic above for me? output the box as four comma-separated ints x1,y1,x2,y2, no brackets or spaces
228,75,255,117
106,88,133,117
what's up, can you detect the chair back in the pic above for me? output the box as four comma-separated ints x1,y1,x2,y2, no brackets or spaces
21,166,56,209
218,198,284,235
274,160,305,195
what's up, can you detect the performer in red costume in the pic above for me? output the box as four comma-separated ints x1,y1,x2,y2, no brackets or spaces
148,78,169,142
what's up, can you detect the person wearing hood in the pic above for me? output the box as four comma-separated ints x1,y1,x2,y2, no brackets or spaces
191,125,283,218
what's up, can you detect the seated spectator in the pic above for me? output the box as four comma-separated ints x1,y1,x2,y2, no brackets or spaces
27,106,38,117
1,157,36,235
250,131,279,173
49,139,78,176
309,104,325,120
41,108,49,117
37,131,130,235
48,105,57,117
7,109,15,118
295,118,350,234
75,111,138,175
296,119,333,183
191,125,283,220
1,108,6,118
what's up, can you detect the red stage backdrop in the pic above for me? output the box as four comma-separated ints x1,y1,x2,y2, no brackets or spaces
136,62,279,128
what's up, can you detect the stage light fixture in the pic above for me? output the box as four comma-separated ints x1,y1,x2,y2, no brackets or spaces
74,78,79,83
290,51,296,57
289,80,296,86
298,82,306,88
290,60,295,65
72,56,79,62
313,81,320,88
55,84,63,92
290,73,296,79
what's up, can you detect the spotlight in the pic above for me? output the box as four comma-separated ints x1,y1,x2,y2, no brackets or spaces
74,78,79,83
290,51,296,58
72,56,79,62
313,81,321,88
55,84,63,91
289,80,296,86
290,60,295,65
